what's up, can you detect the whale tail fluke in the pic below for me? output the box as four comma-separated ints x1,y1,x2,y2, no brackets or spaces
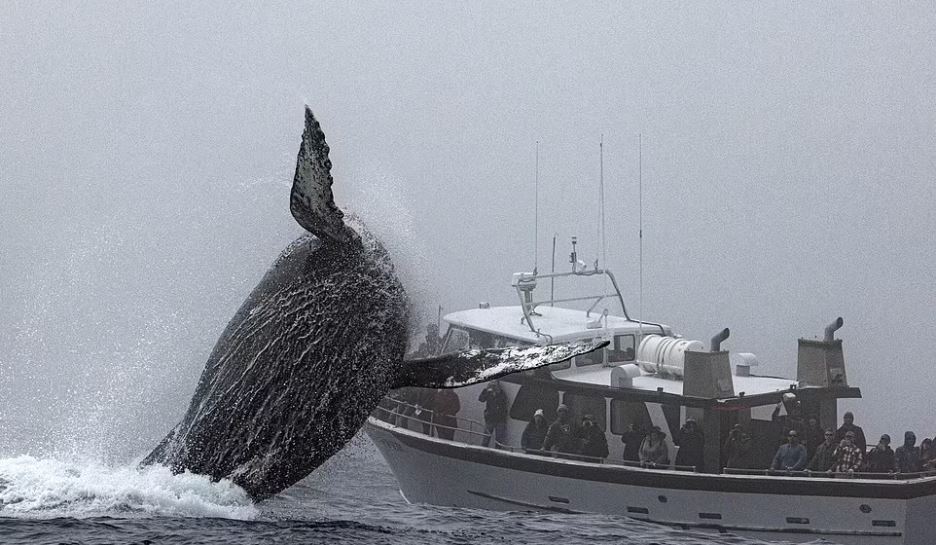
290,107,356,245
393,339,609,389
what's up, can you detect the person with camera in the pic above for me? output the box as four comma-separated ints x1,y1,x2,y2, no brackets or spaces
575,414,609,461
723,423,754,470
478,380,509,448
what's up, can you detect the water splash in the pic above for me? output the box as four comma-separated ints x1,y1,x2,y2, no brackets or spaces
0,455,258,520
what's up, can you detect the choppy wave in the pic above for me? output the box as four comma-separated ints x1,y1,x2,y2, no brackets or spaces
0,455,258,520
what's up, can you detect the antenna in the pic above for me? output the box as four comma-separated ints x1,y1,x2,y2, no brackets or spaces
534,140,540,274
638,133,643,341
600,135,606,271
550,233,557,306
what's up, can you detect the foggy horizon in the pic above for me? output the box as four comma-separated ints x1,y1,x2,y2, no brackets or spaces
1,2,934,460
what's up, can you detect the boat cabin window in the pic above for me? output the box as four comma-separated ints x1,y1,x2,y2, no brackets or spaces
606,334,636,363
573,339,603,367
510,382,560,422
468,329,499,349
443,326,531,354
562,393,607,431
548,359,572,371
442,327,470,354
610,400,652,435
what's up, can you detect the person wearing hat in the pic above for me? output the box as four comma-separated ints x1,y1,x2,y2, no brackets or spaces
831,430,864,473
833,412,867,454
867,434,895,473
638,426,671,467
575,414,609,461
771,429,808,471
895,431,922,473
543,404,578,456
521,408,550,453
808,428,837,472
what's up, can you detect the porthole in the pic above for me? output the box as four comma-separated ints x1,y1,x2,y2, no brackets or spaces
860,504,872,514
658,495,668,503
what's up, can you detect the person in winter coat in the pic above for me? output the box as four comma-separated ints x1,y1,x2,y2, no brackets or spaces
674,419,705,471
867,434,895,473
620,423,646,463
804,417,825,460
432,388,461,441
478,380,509,448
833,412,867,454
808,429,837,472
895,431,922,473
639,426,671,467
575,414,609,461
543,404,578,457
723,424,754,470
831,431,864,473
521,409,550,453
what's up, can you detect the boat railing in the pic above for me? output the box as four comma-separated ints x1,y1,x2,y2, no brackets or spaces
372,396,698,471
722,467,936,480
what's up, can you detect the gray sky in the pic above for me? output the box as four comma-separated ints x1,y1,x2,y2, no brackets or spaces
1,2,934,458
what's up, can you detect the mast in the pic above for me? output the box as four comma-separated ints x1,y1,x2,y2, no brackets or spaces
638,133,643,340
534,140,540,274
600,135,606,271
550,234,557,306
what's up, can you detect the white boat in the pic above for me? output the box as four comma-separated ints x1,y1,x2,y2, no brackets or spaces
365,261,936,545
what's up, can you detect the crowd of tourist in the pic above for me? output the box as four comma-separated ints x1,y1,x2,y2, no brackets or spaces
390,328,935,475
729,410,936,475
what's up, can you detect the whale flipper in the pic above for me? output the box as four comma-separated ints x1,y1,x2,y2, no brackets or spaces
290,107,355,244
392,340,609,389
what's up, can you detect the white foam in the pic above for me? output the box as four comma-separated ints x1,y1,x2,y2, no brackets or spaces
0,455,258,520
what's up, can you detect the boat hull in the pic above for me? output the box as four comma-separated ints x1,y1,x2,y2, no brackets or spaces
366,417,936,545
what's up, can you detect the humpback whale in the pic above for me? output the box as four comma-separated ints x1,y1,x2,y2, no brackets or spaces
142,108,606,500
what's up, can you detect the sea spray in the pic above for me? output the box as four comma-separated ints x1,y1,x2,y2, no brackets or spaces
0,455,258,520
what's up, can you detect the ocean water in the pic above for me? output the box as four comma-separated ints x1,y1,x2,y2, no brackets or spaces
0,434,832,545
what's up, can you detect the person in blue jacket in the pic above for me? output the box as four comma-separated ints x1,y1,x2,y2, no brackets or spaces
771,430,808,471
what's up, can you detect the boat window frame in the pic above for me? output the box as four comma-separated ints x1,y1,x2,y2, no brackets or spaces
573,338,604,367
606,334,636,364
609,399,653,435
562,392,608,431
441,326,470,354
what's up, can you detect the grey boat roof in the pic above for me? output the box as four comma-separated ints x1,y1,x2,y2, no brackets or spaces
444,305,670,344
444,305,810,401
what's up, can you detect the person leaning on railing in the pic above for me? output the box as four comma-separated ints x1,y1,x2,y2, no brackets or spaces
542,404,578,457
831,431,864,474
771,430,807,471
867,434,895,473
432,388,460,441
575,414,609,461
895,431,922,473
723,424,754,470
807,429,837,472
521,409,550,453
638,426,670,467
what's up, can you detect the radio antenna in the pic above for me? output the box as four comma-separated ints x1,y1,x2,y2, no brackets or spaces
600,135,606,271
550,233,557,306
534,140,540,274
638,133,643,340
